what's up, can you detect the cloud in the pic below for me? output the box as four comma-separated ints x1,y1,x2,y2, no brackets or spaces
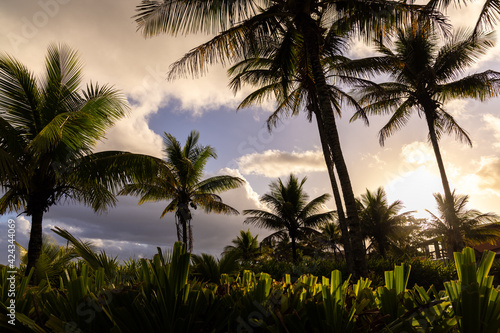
0,168,267,265
401,142,435,165
0,0,257,162
237,149,327,177
474,156,500,195
444,100,471,120
483,114,500,148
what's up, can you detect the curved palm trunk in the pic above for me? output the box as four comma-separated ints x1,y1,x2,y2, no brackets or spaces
315,113,354,271
299,16,367,277
26,208,43,284
425,114,464,253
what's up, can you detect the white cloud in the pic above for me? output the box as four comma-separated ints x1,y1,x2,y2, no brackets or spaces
360,149,390,169
483,114,500,148
0,0,257,161
444,100,471,120
401,142,435,165
216,168,263,210
237,149,327,177
472,156,500,195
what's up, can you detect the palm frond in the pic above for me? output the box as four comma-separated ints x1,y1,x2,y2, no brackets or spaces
243,209,283,230
439,70,500,102
435,109,472,147
0,54,40,134
378,98,416,145
434,29,495,82
196,175,244,194
135,0,257,37
473,0,500,35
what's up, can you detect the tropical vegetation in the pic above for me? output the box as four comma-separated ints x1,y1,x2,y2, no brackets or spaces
357,187,414,258
2,241,500,332
1,0,500,329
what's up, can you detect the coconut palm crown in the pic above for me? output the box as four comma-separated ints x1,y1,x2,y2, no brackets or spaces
357,187,414,258
120,130,244,251
223,229,260,265
425,191,500,257
244,174,335,263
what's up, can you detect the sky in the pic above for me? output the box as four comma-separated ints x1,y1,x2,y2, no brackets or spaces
1,0,500,264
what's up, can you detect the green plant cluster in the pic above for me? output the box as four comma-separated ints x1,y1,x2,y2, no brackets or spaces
250,256,456,290
1,245,499,332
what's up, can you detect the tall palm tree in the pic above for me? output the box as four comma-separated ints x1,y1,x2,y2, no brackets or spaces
357,187,413,258
243,174,335,263
223,229,260,265
353,20,500,252
0,44,162,282
226,22,372,274
425,191,500,257
120,130,244,251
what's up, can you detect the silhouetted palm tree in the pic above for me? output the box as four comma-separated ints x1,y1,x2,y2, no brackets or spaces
244,174,335,263
357,188,413,258
223,229,260,265
425,191,500,257
319,222,344,260
354,20,500,252
120,130,244,251
0,44,162,282
191,252,240,283
226,23,376,274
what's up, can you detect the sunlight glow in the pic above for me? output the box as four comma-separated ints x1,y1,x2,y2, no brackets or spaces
385,166,444,217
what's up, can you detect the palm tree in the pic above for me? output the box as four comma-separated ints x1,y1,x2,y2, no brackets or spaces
243,174,335,263
0,44,162,282
191,251,240,283
132,0,500,278
353,20,500,252
319,222,344,260
120,130,244,251
425,191,500,257
223,229,260,265
226,21,374,274
357,188,414,258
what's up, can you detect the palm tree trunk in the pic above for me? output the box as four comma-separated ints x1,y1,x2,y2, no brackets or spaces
177,202,192,251
291,235,297,263
299,16,367,277
425,114,464,253
315,113,354,272
26,208,43,284
378,238,387,258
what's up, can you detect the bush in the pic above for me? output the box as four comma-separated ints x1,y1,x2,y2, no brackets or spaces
366,257,456,290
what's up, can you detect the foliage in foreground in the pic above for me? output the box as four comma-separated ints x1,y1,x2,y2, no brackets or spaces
1,245,499,332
